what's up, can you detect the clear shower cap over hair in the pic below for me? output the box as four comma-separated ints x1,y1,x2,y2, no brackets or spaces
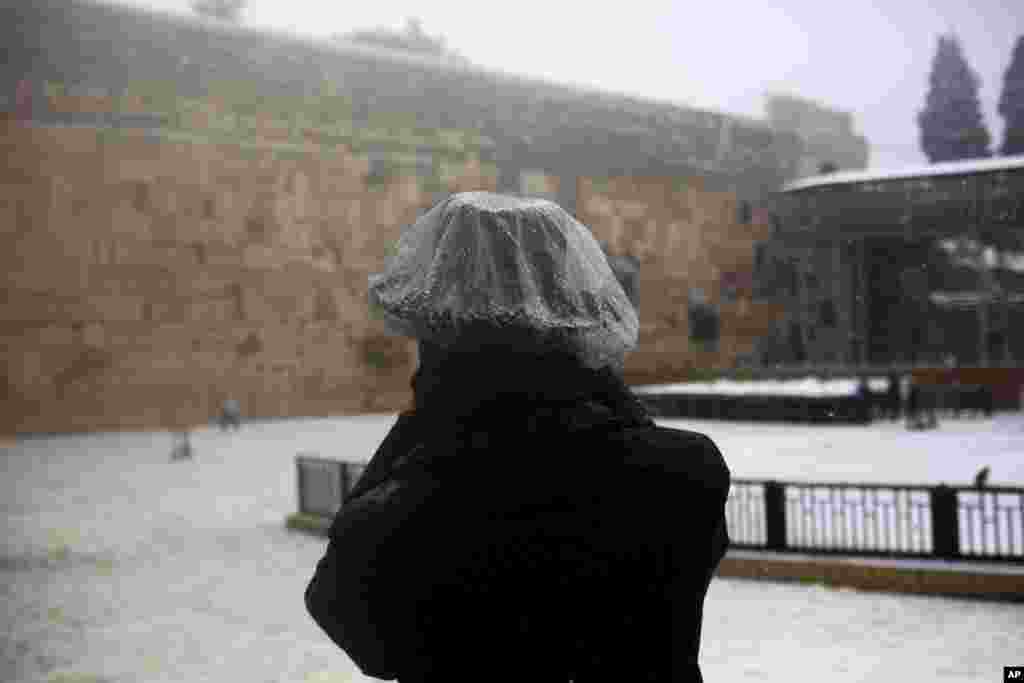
368,192,639,370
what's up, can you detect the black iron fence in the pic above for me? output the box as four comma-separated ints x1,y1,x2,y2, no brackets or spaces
295,455,1024,565
728,479,1024,563
295,454,366,518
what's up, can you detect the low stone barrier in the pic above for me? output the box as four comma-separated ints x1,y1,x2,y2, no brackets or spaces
718,550,1024,602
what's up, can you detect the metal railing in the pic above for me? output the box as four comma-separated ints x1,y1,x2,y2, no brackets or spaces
295,455,1024,564
295,454,366,518
728,479,1024,563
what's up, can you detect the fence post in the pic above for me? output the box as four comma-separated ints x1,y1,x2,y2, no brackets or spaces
930,484,960,560
764,481,787,551
296,457,306,515
340,462,352,504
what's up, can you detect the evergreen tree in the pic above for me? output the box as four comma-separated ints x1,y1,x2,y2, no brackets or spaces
918,35,992,162
998,36,1024,155
191,0,245,23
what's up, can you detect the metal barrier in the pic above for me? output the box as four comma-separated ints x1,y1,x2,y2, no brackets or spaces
293,454,1023,564
727,479,1024,563
640,386,995,424
923,385,995,418
640,393,872,424
295,453,366,518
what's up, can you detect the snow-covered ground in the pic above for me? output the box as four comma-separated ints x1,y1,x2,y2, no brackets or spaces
2,414,1023,683
662,413,1024,486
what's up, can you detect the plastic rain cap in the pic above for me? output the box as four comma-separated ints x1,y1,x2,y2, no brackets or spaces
368,192,638,369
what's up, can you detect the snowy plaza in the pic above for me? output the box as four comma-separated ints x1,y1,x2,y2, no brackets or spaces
3,413,1024,683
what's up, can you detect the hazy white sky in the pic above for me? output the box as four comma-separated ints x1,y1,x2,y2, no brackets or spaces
120,0,1022,169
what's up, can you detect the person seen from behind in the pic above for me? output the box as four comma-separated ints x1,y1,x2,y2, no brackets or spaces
304,192,731,681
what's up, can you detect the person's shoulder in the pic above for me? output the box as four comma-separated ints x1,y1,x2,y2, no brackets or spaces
607,424,729,490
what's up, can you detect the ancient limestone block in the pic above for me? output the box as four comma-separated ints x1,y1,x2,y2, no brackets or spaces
341,153,371,180
287,169,311,217
316,170,357,197
583,193,615,219
396,176,421,206
322,197,351,226
108,202,154,240
141,298,187,325
54,127,101,158
369,197,402,234
206,209,245,245
176,270,230,298
186,299,235,324
278,218,316,252
309,243,339,273
232,330,263,358
0,188,29,236
5,349,43,393
238,288,274,322
616,199,649,221
242,244,287,270
33,325,76,347
110,156,160,187
311,286,339,323
148,353,190,373
0,288,68,324
80,323,106,348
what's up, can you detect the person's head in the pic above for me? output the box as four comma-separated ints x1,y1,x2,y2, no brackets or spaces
369,192,636,376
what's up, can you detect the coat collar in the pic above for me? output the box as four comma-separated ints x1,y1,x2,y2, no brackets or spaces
408,349,653,436
344,357,653,503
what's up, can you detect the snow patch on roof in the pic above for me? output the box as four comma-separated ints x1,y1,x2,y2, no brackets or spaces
631,377,887,398
783,155,1024,193
930,291,1024,307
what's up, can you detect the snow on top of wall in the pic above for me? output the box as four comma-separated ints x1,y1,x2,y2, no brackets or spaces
783,155,1024,193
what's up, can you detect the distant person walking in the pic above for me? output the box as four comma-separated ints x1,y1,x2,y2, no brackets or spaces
218,398,242,432
170,430,194,461
885,373,901,421
906,377,938,430
855,376,873,424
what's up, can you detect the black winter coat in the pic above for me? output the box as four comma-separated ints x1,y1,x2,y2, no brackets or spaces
305,353,730,682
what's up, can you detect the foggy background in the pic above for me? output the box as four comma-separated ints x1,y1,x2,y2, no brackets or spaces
125,0,1023,170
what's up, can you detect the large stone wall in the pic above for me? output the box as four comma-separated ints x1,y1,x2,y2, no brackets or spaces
0,0,792,435
577,176,786,385
1,120,780,434
0,117,497,435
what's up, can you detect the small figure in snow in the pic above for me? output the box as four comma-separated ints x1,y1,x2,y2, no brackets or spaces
170,430,194,461
885,373,903,421
219,398,242,432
